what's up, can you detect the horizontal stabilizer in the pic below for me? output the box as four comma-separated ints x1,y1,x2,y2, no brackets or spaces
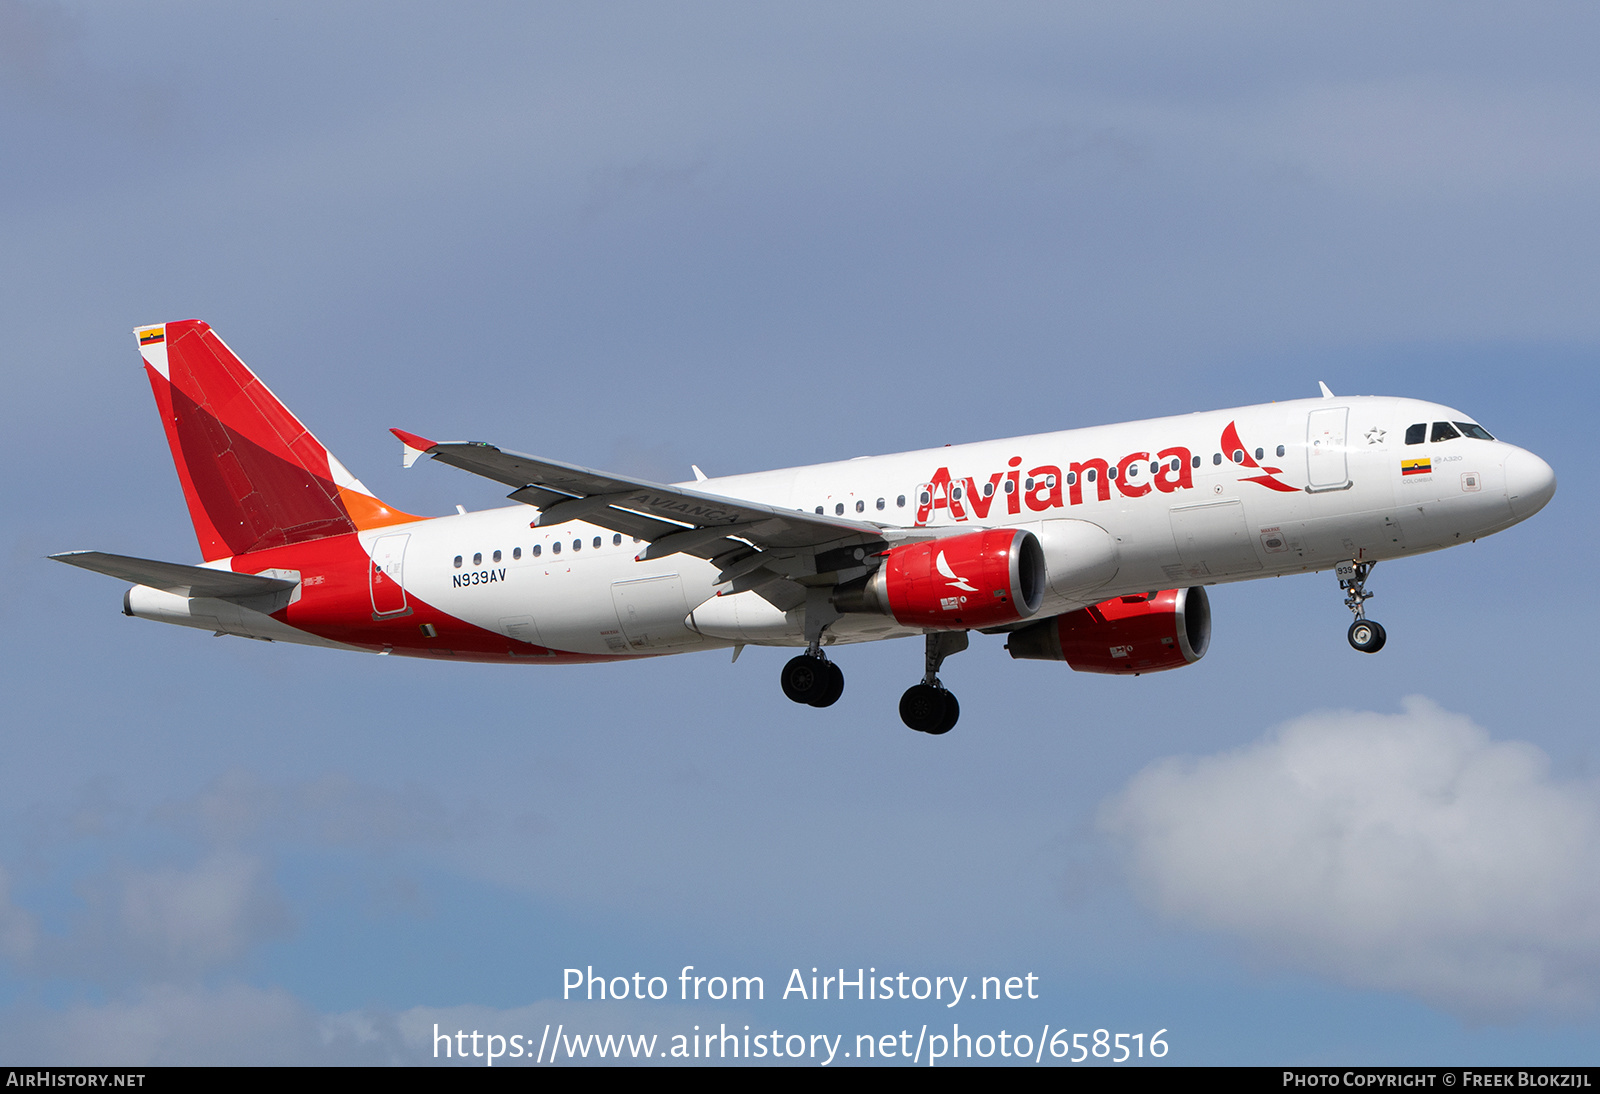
50,551,298,599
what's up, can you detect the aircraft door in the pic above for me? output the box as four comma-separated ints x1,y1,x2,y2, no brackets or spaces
369,533,410,617
1306,407,1350,491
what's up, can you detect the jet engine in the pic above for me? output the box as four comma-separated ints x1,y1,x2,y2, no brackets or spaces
835,528,1045,630
1004,586,1210,674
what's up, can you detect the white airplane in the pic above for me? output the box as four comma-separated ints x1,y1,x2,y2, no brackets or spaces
55,321,1556,734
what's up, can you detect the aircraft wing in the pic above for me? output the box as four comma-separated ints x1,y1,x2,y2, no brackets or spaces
392,429,927,610
50,551,299,599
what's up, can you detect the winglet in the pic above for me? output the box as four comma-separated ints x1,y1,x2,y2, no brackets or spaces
391,428,437,469
1318,381,1335,398
691,464,708,482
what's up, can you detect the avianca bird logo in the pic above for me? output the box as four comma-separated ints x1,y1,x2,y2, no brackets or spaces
1222,421,1298,492
936,550,977,592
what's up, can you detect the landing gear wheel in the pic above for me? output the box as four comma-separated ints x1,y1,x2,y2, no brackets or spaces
1347,619,1387,654
781,655,829,705
1336,561,1387,654
900,684,958,734
929,690,959,735
809,660,845,708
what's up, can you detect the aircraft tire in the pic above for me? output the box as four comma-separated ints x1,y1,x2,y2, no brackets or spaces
900,684,952,733
1347,619,1387,654
927,690,959,735
808,661,845,708
781,655,830,704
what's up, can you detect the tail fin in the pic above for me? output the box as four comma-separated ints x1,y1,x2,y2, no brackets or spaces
135,320,417,561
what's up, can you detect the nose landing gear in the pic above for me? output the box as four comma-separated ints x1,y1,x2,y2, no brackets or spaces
1337,560,1387,654
900,631,967,734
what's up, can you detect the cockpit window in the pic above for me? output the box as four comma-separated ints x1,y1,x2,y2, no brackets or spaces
1430,422,1461,443
1454,421,1495,441
1405,423,1426,445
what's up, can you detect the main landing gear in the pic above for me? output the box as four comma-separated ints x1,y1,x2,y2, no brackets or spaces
899,632,968,735
1337,560,1387,654
780,646,844,708
777,631,970,735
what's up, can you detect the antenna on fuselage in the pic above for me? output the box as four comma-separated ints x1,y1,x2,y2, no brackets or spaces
1318,381,1335,398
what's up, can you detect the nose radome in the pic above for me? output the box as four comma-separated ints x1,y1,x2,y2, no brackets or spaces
1504,449,1557,518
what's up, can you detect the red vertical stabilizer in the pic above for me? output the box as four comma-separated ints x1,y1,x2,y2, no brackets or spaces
134,320,417,561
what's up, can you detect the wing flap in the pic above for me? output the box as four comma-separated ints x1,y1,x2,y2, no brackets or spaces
50,551,298,599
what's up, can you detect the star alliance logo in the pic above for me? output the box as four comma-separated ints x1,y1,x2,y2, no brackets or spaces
1365,426,1386,445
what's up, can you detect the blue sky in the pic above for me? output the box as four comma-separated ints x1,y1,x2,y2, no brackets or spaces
2,1,1597,1064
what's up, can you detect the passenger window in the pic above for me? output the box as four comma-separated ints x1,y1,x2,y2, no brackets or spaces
1191,455,1201,469
1086,469,1097,482
1003,480,1015,494
473,552,482,566
1150,462,1160,475
1107,466,1118,480
855,500,865,512
815,506,824,514
1455,422,1495,441
1024,477,1034,491
1276,445,1285,457
982,482,994,497
835,503,844,515
1046,474,1057,488
1431,422,1461,443
552,542,560,555
531,544,541,558
453,555,462,568
897,495,906,508
613,534,622,545
1173,457,1183,471
1212,453,1222,465
572,539,582,551
593,536,601,549
1254,448,1263,460
1405,423,1426,445
1232,450,1245,463
512,547,521,560
1066,471,1077,486
876,498,885,510
492,550,502,563
918,491,930,505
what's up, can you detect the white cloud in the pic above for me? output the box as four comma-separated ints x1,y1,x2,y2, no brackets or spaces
0,987,755,1066
114,852,288,972
1099,697,1600,1018
0,983,324,1065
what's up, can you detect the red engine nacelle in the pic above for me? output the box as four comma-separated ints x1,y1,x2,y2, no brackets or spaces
836,528,1046,630
1004,586,1210,674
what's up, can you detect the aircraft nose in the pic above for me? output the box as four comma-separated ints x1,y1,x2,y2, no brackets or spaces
1504,448,1557,518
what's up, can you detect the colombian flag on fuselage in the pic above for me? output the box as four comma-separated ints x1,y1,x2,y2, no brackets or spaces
1401,458,1432,476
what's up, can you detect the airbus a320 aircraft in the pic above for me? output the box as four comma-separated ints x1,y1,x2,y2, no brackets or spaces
55,321,1556,734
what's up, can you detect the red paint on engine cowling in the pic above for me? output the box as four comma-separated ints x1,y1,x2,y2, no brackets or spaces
1007,587,1210,674
880,528,1044,630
